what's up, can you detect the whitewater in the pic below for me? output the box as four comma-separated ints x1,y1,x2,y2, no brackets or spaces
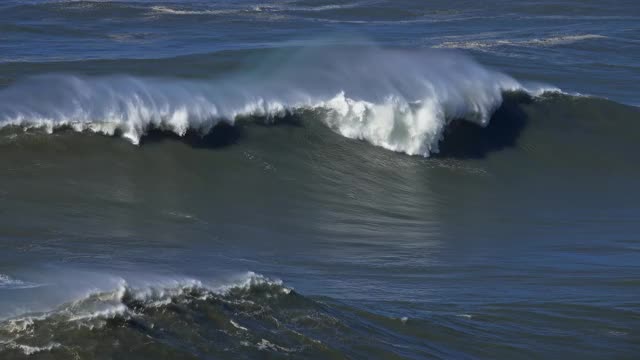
0,48,555,156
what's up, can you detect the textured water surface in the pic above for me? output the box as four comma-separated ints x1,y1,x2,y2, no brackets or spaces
0,1,639,359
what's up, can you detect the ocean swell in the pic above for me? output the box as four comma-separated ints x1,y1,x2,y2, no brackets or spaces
0,48,555,156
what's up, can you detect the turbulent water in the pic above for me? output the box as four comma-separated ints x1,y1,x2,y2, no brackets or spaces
1,1,639,359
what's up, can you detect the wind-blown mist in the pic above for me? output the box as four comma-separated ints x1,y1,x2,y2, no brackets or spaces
0,47,552,156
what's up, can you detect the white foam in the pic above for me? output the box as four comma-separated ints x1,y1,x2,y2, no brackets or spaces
230,319,248,331
150,3,361,16
150,6,236,16
292,3,366,12
525,34,606,46
436,34,606,50
0,48,556,157
0,274,23,288
66,304,128,322
3,317,38,334
0,274,40,290
257,338,294,352
5,342,61,355
0,271,288,334
215,271,291,295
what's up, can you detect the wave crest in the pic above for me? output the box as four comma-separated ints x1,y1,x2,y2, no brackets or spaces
0,272,294,356
0,272,289,334
0,48,555,156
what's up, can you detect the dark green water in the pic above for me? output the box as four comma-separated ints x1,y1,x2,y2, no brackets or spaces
0,1,639,359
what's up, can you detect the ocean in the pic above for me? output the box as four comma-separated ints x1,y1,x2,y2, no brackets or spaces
0,1,639,359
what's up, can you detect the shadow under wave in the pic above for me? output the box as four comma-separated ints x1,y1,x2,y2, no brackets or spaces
138,121,244,149
435,91,532,159
138,111,305,149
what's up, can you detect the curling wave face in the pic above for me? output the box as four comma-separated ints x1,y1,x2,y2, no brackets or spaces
0,48,556,156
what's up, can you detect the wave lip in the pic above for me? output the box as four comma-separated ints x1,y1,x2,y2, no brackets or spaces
0,48,555,156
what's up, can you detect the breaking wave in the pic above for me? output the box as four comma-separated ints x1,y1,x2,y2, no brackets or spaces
2,270,441,359
0,48,557,156
0,270,455,358
0,272,295,356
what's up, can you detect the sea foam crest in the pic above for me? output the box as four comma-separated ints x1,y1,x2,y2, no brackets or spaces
0,271,288,336
0,48,554,156
0,271,296,356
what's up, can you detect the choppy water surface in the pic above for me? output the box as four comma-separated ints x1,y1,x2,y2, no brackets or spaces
0,1,639,359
